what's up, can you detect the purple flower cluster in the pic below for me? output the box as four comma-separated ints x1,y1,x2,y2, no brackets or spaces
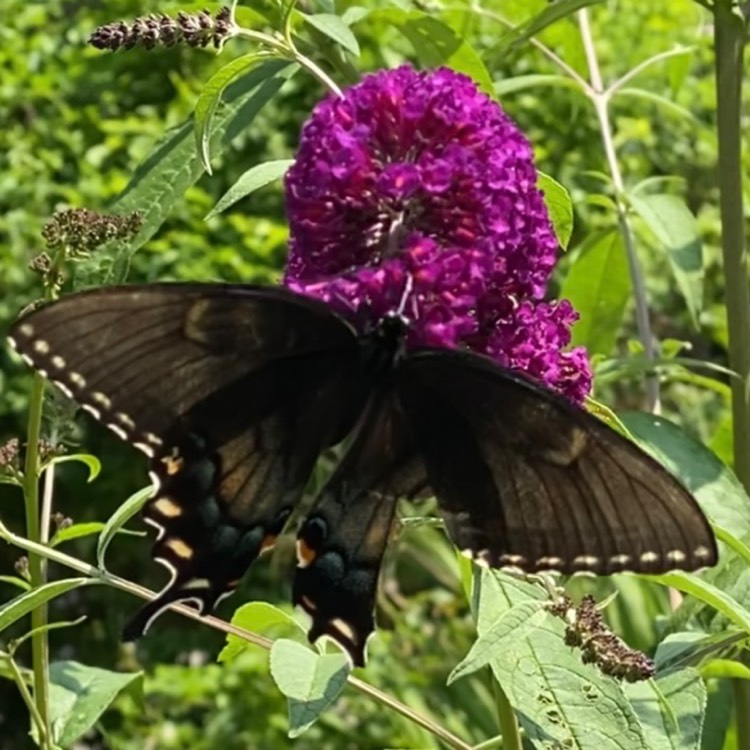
283,66,591,403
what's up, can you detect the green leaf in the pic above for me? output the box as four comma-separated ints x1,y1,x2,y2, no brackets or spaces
537,172,573,250
91,59,294,284
471,569,648,749
269,639,350,738
0,575,31,592
303,13,360,56
51,521,143,548
712,523,750,568
51,522,105,547
219,602,303,663
647,571,750,634
655,630,748,674
12,617,87,651
447,600,547,684
45,453,101,482
497,0,607,53
614,88,699,123
628,193,703,327
42,661,143,746
701,659,750,681
96,485,154,570
625,668,706,750
494,74,582,96
0,579,100,634
619,412,750,536
194,53,268,173
560,230,631,355
206,159,294,219
373,9,494,95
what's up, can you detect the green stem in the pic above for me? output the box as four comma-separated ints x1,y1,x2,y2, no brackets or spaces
577,8,660,412
4,653,48,745
21,373,52,749
713,3,750,748
494,681,523,750
0,527,473,750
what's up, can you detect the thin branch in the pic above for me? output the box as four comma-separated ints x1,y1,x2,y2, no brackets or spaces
577,7,661,412
0,526,473,750
606,46,694,98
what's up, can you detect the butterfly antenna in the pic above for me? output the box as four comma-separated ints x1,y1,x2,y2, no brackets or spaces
395,272,414,318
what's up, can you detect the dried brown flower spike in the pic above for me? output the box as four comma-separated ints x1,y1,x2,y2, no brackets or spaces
89,7,235,52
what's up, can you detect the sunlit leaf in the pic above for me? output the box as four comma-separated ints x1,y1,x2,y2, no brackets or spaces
269,639,350,737
629,193,703,328
303,13,360,55
372,9,494,95
219,602,303,663
625,668,705,750
96,486,154,570
538,172,573,250
470,569,648,749
44,454,101,483
206,159,294,219
194,53,268,173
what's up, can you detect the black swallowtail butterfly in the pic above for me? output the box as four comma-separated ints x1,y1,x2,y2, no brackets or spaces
9,284,717,666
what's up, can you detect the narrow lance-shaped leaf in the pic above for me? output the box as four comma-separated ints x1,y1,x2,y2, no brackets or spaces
97,485,154,570
0,579,101,634
206,159,294,219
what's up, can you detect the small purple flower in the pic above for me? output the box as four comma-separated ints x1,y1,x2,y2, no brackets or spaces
284,66,591,403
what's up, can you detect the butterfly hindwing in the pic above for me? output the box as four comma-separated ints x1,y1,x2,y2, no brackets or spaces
398,350,718,575
10,284,371,635
293,390,428,667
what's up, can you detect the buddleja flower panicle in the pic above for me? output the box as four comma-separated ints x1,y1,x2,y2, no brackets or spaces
90,7,234,52
284,65,591,404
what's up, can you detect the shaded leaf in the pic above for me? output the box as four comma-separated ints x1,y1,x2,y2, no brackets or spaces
560,230,631,355
206,159,294,219
43,661,142,746
269,639,350,738
0,575,31,592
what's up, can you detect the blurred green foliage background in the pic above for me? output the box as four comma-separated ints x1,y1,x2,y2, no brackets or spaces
0,0,743,747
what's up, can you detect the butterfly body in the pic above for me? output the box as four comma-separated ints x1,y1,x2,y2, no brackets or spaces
9,283,717,666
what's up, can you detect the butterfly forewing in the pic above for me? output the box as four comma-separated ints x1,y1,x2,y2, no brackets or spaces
10,284,370,635
398,350,717,576
293,390,428,667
